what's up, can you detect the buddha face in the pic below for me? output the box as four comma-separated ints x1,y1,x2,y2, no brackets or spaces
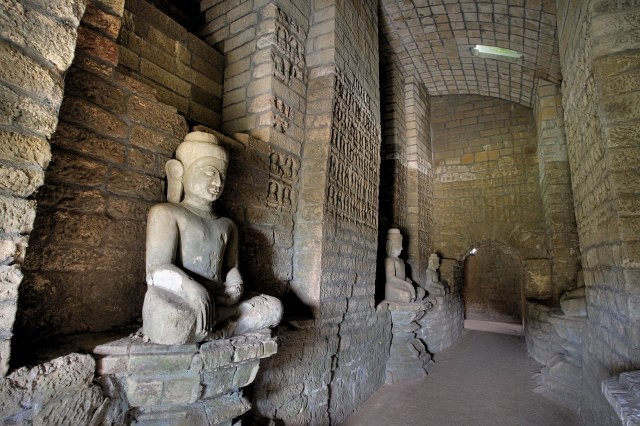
386,238,402,257
182,157,227,203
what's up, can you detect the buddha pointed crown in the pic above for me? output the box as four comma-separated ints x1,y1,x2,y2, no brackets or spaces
176,131,228,172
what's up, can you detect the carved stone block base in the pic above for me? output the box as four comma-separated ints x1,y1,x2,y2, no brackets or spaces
382,301,434,384
93,332,278,425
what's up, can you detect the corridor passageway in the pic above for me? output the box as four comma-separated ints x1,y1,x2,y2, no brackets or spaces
343,330,582,426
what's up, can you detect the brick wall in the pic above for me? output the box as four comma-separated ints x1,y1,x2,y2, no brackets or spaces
14,2,188,343
118,0,223,129
464,242,523,323
0,0,90,376
533,80,580,302
557,0,640,423
431,95,550,302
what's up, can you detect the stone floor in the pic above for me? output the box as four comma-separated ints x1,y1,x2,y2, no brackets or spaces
342,330,582,426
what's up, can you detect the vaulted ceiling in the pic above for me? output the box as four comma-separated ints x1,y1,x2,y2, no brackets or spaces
379,0,562,107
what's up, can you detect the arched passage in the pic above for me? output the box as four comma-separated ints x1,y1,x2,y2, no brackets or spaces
462,242,524,334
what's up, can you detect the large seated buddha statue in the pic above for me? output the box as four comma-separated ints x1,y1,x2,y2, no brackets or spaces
142,131,283,345
384,228,426,303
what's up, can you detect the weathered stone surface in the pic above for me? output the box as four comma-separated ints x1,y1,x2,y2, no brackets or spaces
0,0,81,70
0,265,22,304
0,195,36,234
0,235,27,265
417,291,464,353
60,97,128,139
107,169,163,201
46,152,108,187
142,286,197,346
0,131,51,169
130,125,182,157
0,353,99,421
382,302,434,384
200,339,234,369
33,385,104,426
0,85,59,136
127,96,188,137
0,165,44,197
0,41,63,101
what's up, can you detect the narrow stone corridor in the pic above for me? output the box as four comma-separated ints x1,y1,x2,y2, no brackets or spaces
343,330,582,426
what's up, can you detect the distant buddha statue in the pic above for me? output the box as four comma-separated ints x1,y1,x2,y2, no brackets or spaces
143,131,283,345
384,229,425,303
422,253,447,296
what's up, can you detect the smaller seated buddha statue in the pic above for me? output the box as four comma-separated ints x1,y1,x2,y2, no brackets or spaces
421,253,448,296
384,229,425,303
142,131,283,345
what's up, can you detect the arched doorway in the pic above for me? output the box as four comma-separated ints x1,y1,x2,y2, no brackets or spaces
462,242,524,335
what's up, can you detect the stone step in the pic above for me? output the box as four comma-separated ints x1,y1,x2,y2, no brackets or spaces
602,370,640,425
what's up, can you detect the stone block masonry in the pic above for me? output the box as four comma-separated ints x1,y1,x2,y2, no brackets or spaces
93,333,278,425
14,3,188,343
417,290,464,354
431,94,550,299
384,302,435,384
118,0,224,129
534,80,580,303
0,0,90,376
200,1,308,316
0,353,107,424
404,79,434,284
557,0,640,423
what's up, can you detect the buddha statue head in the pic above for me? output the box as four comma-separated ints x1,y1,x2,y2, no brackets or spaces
386,228,403,258
166,131,229,204
428,253,440,270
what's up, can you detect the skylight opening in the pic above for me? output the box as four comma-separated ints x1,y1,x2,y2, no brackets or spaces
471,45,523,63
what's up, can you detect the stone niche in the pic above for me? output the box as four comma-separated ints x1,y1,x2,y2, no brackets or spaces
94,333,278,425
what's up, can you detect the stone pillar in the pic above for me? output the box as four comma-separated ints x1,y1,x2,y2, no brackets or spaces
403,78,433,284
534,79,580,303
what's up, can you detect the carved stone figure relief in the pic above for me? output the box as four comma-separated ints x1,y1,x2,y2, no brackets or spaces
267,151,299,211
326,69,380,228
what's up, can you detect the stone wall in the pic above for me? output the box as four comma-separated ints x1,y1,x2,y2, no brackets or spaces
0,0,91,376
15,2,189,342
464,242,523,323
118,0,224,129
417,290,464,354
557,1,640,423
533,79,580,303
431,95,550,301
526,301,585,412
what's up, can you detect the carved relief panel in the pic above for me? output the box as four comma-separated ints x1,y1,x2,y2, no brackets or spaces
267,150,299,211
269,8,306,87
327,69,380,229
